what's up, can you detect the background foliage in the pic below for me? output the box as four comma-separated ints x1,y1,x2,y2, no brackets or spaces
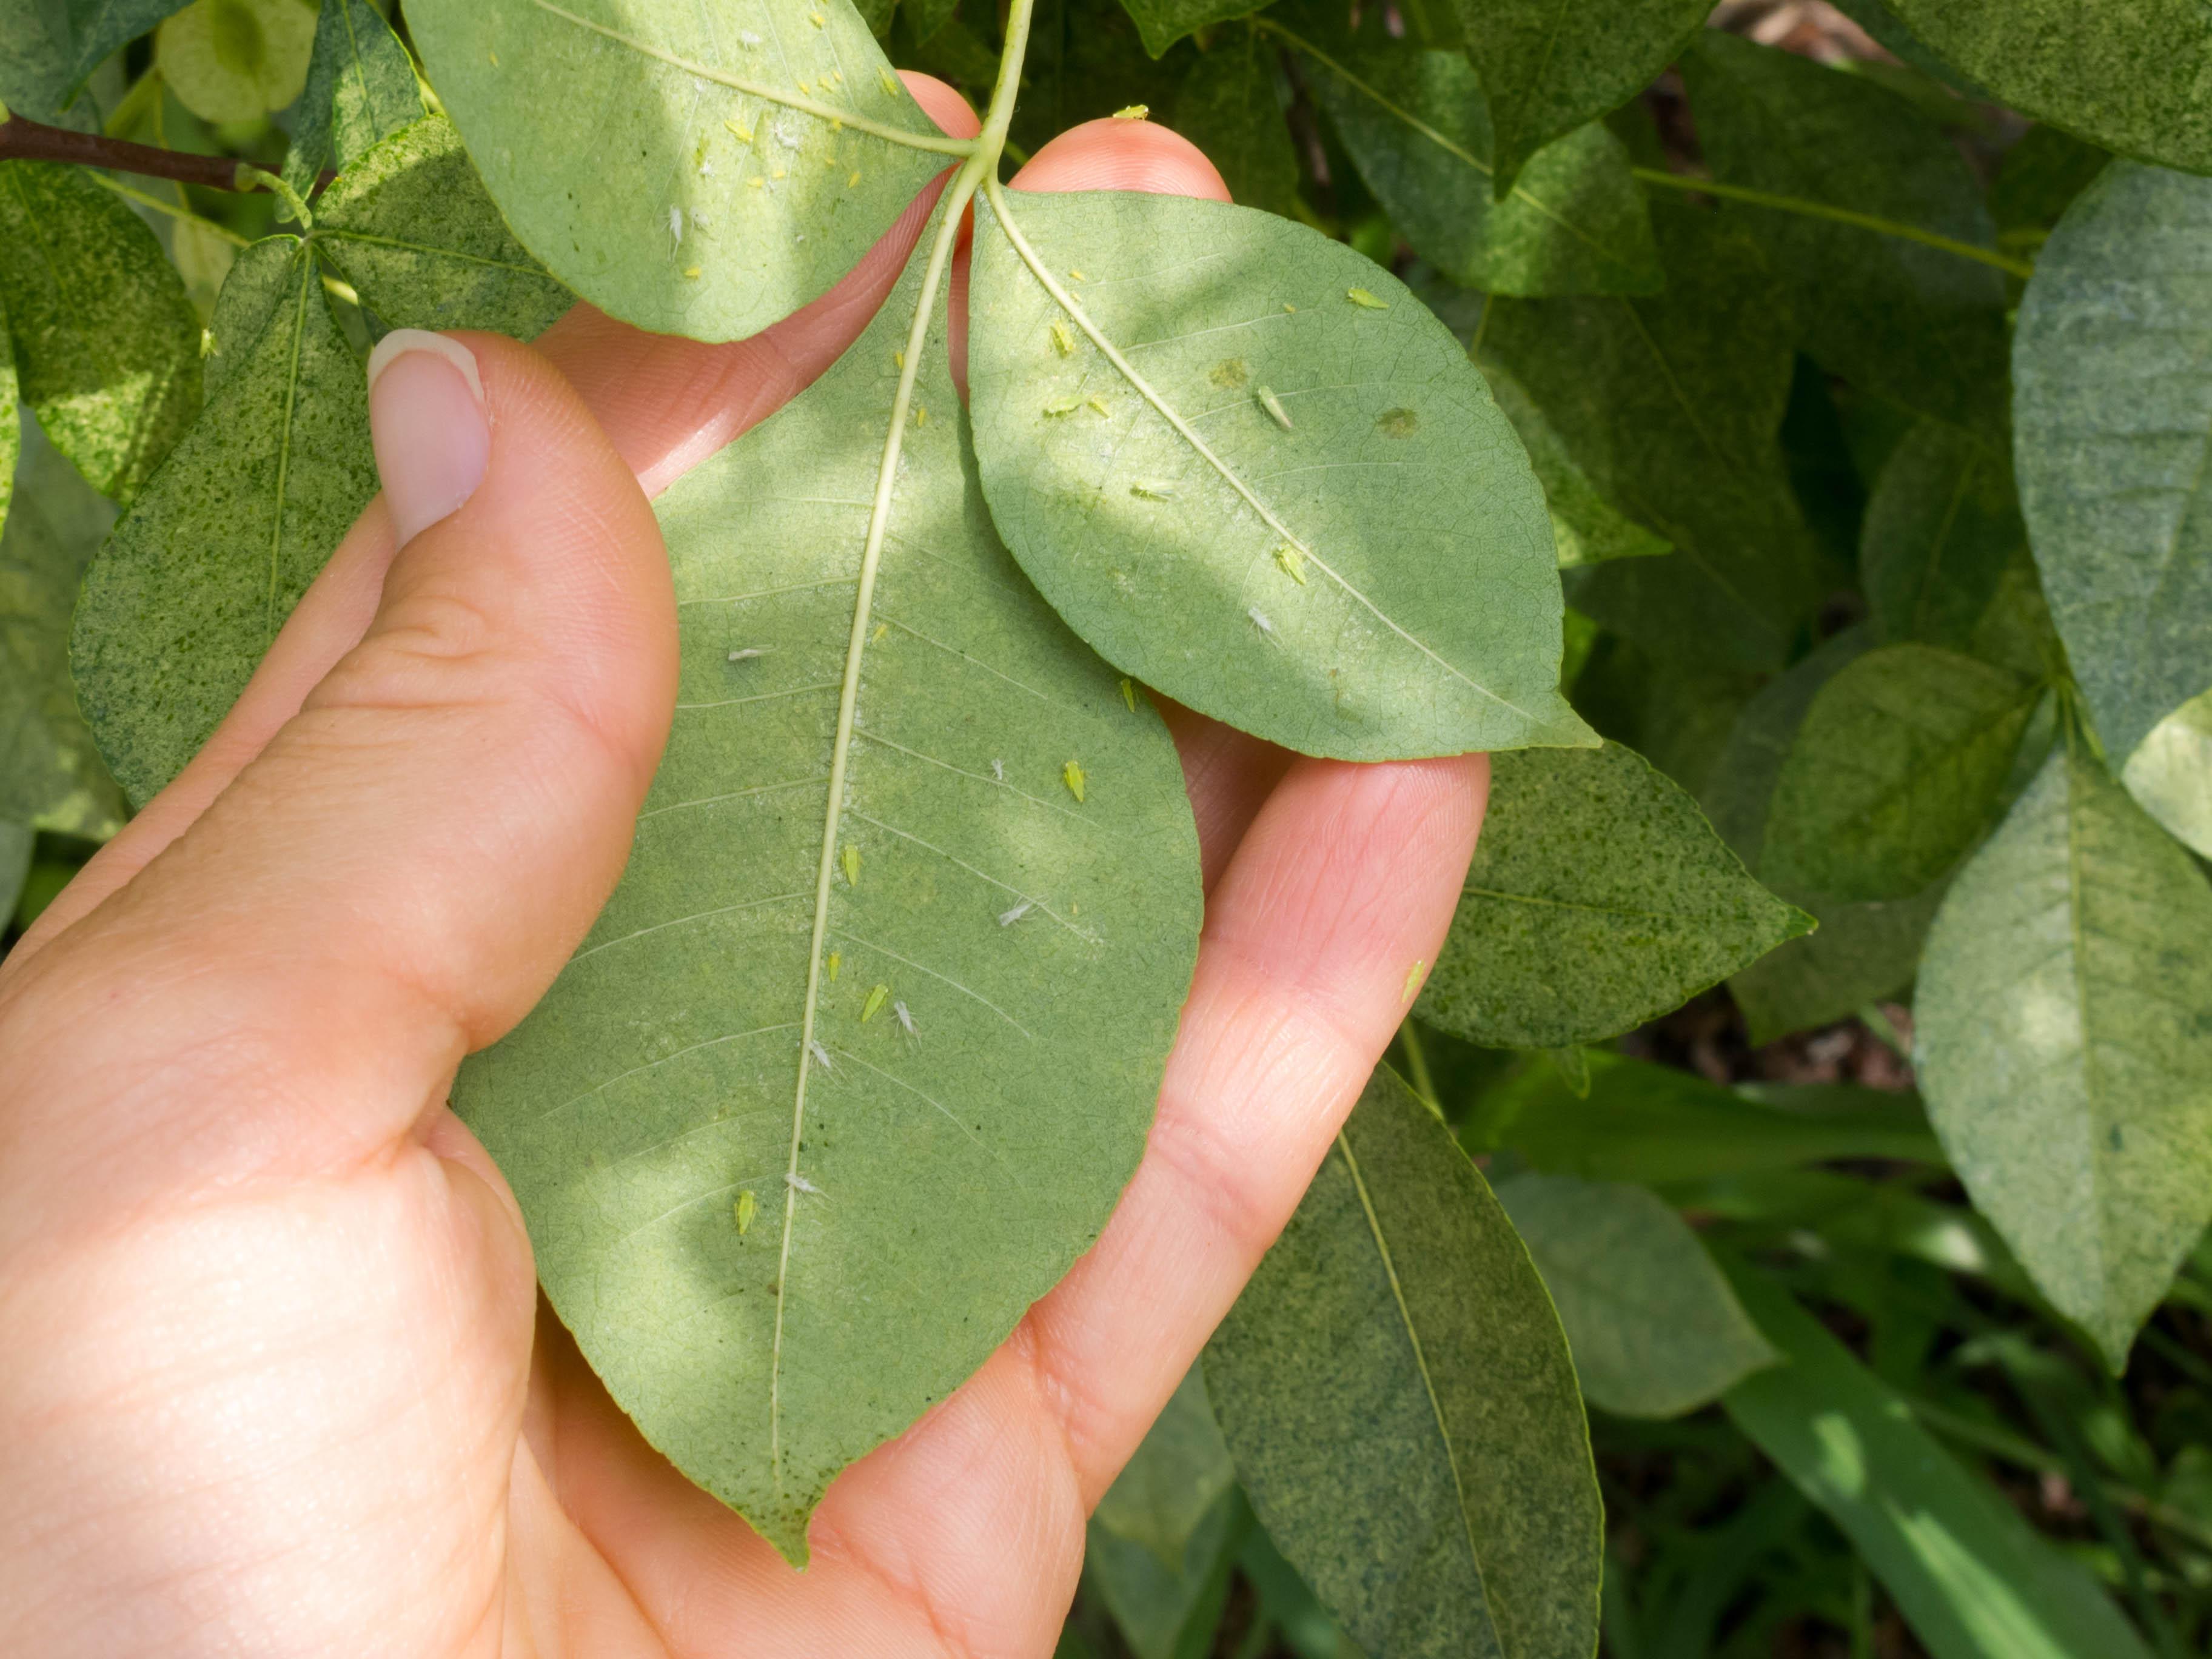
7,0,2212,1654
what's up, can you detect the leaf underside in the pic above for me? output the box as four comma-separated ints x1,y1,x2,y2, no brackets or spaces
452,216,1204,1563
969,186,1590,761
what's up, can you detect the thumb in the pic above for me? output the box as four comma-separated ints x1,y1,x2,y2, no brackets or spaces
2,330,677,1182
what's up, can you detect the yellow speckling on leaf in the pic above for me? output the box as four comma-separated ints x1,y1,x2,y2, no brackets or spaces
848,169,862,187
861,984,890,1023
1347,287,1389,310
1275,543,1307,584
683,265,702,278
1050,320,1075,356
1062,760,1087,803
1111,103,1149,119
735,1190,757,1234
841,845,861,886
1120,677,1138,712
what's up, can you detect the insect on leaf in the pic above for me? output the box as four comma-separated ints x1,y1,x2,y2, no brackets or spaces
0,160,203,504
1205,1064,1601,1659
1915,741,2212,1369
406,0,966,341
970,186,1593,760
450,207,1203,1564
282,0,428,199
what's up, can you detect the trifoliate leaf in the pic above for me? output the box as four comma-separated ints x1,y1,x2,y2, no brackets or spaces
2015,161,2212,764
406,0,964,341
73,238,375,803
1919,741,2212,1369
970,186,1592,760
0,160,202,503
155,0,317,125
281,0,426,199
1495,1172,1775,1418
452,210,1203,1564
1205,1064,1601,1659
1417,742,1810,1050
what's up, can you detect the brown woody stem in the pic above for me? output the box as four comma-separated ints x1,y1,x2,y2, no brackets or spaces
0,113,290,194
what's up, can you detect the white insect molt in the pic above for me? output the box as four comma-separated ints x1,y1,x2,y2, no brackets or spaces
727,647,766,662
692,207,710,227
1256,385,1294,431
808,1039,835,1072
990,758,1006,782
1249,606,1278,640
786,1171,824,1195
893,1000,916,1036
997,900,1033,927
739,27,764,45
668,206,685,247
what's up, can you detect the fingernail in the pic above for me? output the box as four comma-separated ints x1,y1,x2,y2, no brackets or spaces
366,329,489,547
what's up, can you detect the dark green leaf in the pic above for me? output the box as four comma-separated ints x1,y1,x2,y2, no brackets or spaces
1014,0,1196,157
1277,12,1660,295
1825,0,1983,94
1990,126,2112,249
1086,1487,1249,1659
62,0,188,90
1885,0,2212,175
313,115,572,338
2,422,126,837
1450,0,1706,199
406,0,959,341
1472,1051,1943,1184
281,0,426,198
1416,742,1809,1049
0,283,16,533
2,0,95,126
73,237,375,804
452,216,1204,1564
1721,1258,2159,1659
1478,359,1669,569
969,187,1591,759
1476,205,1829,672
1207,1065,1601,1659
1862,422,2026,656
1495,1172,1775,1418
904,0,959,42
2014,161,2212,763
0,817,29,923
1763,645,2040,904
1117,0,1261,59
0,161,202,503
1093,1364,1238,1572
1915,740,2212,1368
1170,33,1300,220
1680,32,2008,432
2120,687,2212,860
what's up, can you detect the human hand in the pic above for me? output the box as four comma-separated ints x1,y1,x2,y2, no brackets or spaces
0,84,1487,1657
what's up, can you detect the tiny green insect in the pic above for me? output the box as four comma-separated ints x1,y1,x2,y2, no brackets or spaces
1043,397,1081,417
1111,103,1150,119
1050,320,1076,356
862,983,890,1023
1346,287,1389,310
735,1190,757,1234
1130,482,1173,500
1120,677,1138,712
1086,395,1110,416
1062,760,1087,802
841,845,861,886
826,950,842,982
1275,544,1307,585
1255,385,1293,431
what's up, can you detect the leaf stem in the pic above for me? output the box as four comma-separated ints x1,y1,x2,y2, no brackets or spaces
1628,166,2036,280
2,112,260,192
90,173,249,246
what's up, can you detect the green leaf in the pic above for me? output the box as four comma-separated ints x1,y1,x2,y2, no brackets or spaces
2015,161,2212,763
1991,126,2111,249
1475,204,1828,672
1884,0,2212,176
1763,645,2040,904
1478,360,1669,569
2120,687,2212,860
1093,1364,1238,1573
904,0,958,42
1679,32,2008,432
313,115,572,339
1825,0,1983,93
1116,0,1260,59
1276,14,1661,296
62,0,189,92
0,161,203,504
1013,0,1195,159
1470,1050,1944,1184
1086,1486,1250,1659
1169,33,1300,220
1495,1173,1775,1418
1720,1259,2159,1659
155,0,317,125
1205,1064,1601,1659
73,236,375,805
0,817,30,925
1915,741,2212,1368
281,0,426,198
1451,0,1706,199
451,213,1204,1564
1862,422,2028,655
406,0,962,342
0,283,16,534
2,422,126,838
968,187,1590,760
3,0,95,126
1415,742,1809,1050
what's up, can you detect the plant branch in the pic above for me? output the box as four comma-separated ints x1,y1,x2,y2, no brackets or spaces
0,113,287,195
1629,166,2036,280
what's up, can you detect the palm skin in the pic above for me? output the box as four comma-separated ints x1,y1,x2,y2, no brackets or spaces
0,96,1487,1658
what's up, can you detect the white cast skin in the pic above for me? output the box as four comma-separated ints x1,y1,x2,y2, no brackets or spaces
0,84,1489,1658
